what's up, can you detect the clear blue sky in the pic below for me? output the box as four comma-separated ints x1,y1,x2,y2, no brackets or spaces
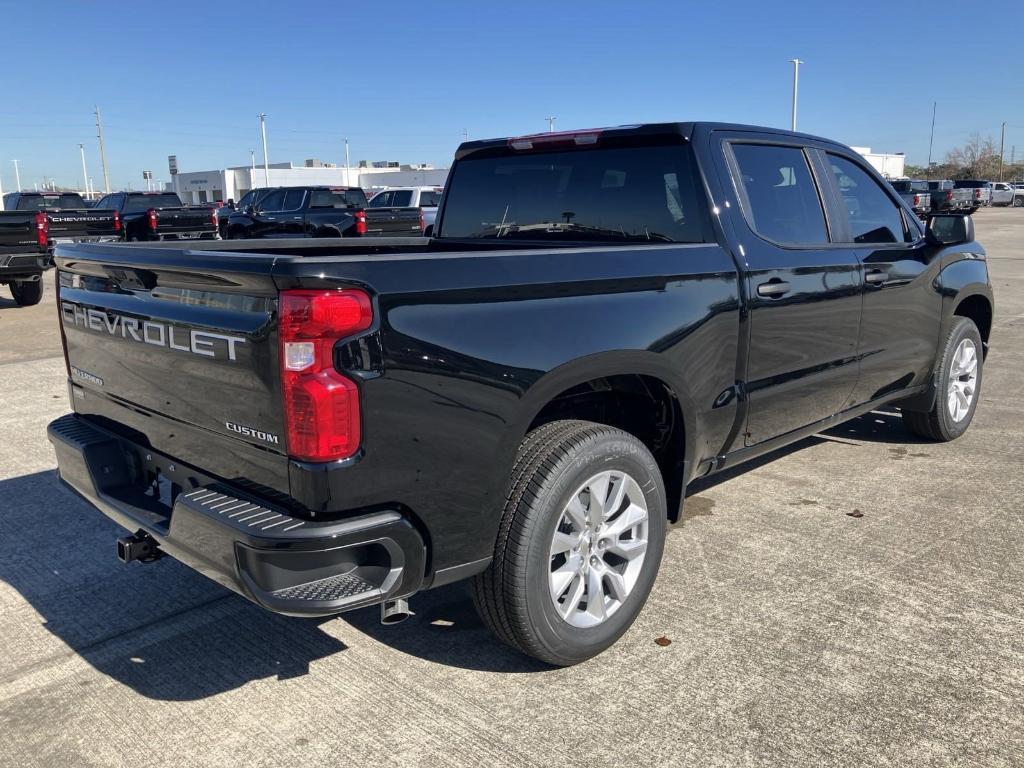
1,0,1021,192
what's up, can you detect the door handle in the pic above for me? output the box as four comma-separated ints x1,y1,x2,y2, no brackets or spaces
756,279,792,298
865,269,889,285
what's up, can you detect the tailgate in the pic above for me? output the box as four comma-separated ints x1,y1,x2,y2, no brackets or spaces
155,207,216,234
47,208,120,241
55,243,289,492
364,207,422,237
0,214,37,248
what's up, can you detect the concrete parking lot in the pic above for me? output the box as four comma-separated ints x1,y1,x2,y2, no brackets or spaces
0,210,1021,767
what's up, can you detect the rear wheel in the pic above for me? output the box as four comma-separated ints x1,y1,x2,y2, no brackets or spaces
903,317,983,441
1014,197,1023,207
472,420,666,666
9,279,43,306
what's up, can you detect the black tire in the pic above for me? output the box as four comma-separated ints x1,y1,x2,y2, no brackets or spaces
1013,197,1023,207
472,419,667,666
903,317,983,441
9,279,43,307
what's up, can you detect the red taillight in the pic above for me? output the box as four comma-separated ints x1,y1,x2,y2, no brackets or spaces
113,210,121,232
418,208,425,232
210,207,218,228
975,189,982,199
354,209,367,236
279,289,373,462
913,195,920,206
946,190,953,201
35,212,49,247
146,208,158,232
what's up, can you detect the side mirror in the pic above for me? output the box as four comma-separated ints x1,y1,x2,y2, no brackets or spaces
926,213,974,246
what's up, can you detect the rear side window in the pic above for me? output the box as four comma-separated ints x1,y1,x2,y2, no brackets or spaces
731,143,828,245
826,154,907,244
439,144,708,243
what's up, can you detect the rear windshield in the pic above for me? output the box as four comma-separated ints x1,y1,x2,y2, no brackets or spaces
438,144,709,243
309,189,368,208
125,193,183,212
419,191,443,207
953,180,986,188
15,194,86,211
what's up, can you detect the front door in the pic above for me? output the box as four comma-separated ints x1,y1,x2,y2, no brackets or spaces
718,136,864,445
819,152,942,404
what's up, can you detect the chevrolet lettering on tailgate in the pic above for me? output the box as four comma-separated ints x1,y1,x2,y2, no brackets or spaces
61,301,246,361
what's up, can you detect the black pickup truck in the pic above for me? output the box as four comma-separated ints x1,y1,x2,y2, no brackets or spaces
94,191,219,242
47,122,992,665
1,192,120,305
224,186,423,239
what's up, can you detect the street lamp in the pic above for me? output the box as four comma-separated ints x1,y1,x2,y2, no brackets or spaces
546,116,557,133
12,160,21,192
258,113,270,188
789,59,803,132
79,144,90,198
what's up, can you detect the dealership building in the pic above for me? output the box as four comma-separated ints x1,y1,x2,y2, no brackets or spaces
169,160,449,204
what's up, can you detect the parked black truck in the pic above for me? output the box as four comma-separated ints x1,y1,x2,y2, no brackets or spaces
94,191,219,241
48,123,992,665
1,191,120,305
224,186,423,239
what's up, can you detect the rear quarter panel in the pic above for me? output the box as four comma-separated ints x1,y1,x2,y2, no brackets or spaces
274,243,741,574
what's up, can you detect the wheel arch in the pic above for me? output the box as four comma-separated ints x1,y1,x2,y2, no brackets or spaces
504,352,699,522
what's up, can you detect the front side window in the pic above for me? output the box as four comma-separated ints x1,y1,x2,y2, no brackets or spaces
258,190,286,211
827,154,906,244
282,189,306,211
439,144,708,243
731,143,828,245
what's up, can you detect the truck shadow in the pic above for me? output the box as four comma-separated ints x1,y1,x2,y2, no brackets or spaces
0,409,931,697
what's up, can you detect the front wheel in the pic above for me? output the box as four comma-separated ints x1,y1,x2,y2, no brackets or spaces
472,420,667,666
903,317,983,441
1013,197,1024,207
9,279,43,306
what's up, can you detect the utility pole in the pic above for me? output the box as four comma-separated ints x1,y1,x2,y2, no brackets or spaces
95,105,111,193
999,121,1007,182
546,116,557,133
926,101,937,173
789,59,803,132
258,113,270,188
462,128,469,142
0,163,5,211
12,160,21,191
78,144,90,198
344,138,351,184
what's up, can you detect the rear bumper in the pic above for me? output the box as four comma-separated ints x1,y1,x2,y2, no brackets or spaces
0,252,51,279
47,413,426,617
155,231,220,241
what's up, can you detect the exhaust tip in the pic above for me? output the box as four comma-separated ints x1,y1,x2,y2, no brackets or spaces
380,598,413,625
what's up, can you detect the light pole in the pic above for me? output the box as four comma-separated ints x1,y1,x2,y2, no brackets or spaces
79,144,90,198
998,121,1006,181
926,101,937,175
789,59,803,132
12,160,21,192
546,116,557,133
344,138,351,184
258,113,270,188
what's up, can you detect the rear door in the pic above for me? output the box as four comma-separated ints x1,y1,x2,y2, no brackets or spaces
819,151,942,405
716,133,864,444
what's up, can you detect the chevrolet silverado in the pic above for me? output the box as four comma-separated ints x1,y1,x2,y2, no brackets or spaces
48,122,993,665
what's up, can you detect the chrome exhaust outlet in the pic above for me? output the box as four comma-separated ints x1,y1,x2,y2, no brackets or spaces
380,598,413,625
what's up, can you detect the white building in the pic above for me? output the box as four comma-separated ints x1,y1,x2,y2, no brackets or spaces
170,162,449,204
851,147,906,179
